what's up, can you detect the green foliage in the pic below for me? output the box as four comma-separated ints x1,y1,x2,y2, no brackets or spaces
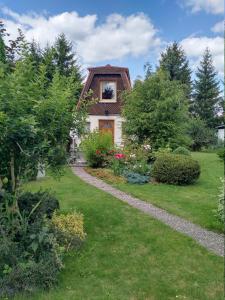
159,41,192,99
173,146,190,156
18,191,59,221
123,70,189,150
110,153,126,176
0,191,63,298
217,179,224,223
81,131,113,168
187,117,216,151
123,171,150,184
0,57,84,191
191,48,222,128
152,153,200,185
51,212,86,251
217,147,225,161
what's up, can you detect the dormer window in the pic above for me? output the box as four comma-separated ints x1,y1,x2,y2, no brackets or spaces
100,81,117,102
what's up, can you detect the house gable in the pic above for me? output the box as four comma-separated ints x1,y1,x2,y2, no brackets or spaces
79,65,131,116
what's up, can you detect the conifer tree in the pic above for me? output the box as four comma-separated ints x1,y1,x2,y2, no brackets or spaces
42,44,56,84
192,48,222,128
54,33,82,81
29,40,42,69
159,42,192,99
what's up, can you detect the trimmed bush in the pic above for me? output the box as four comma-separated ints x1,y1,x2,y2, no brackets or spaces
81,130,113,168
173,146,190,156
152,153,200,185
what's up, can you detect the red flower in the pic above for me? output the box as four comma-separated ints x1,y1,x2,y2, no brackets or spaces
96,150,101,155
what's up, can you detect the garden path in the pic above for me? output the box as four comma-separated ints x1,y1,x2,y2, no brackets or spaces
72,167,224,257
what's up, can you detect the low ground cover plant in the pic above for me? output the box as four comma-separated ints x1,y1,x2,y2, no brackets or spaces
84,167,125,184
152,153,200,185
81,131,113,168
123,171,149,184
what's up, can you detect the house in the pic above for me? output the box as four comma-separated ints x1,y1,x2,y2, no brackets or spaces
217,125,224,142
78,64,131,146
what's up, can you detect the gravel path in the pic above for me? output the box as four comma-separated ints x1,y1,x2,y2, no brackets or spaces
72,167,224,257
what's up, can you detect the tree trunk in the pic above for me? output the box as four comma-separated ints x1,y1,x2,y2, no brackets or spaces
10,151,16,193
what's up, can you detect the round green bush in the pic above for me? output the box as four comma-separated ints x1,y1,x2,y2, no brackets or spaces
173,146,190,156
152,153,200,185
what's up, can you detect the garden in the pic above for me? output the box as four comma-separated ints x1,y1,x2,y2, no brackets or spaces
0,21,224,299
13,169,225,300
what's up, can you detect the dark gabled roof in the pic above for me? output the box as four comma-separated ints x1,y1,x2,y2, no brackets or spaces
79,64,131,100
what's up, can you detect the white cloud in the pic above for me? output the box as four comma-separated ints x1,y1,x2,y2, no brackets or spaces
1,7,162,64
181,36,224,77
211,20,224,33
180,0,224,14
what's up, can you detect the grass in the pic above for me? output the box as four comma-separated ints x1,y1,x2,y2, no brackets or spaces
88,152,224,232
15,167,224,300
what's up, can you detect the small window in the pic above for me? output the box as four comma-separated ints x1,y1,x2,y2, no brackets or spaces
100,81,117,102
85,122,91,133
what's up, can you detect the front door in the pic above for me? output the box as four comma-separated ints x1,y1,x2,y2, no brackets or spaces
99,120,114,142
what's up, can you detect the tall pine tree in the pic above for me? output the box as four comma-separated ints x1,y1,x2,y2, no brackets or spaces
192,48,222,128
159,41,192,99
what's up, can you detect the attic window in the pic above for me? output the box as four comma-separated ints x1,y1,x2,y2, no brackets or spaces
100,81,117,102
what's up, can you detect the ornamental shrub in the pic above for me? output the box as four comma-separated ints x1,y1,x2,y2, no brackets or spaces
0,217,63,298
123,171,150,184
173,146,190,156
152,153,200,185
0,190,86,298
51,212,86,251
81,130,113,168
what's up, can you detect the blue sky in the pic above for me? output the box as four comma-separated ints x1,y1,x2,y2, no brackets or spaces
0,0,223,80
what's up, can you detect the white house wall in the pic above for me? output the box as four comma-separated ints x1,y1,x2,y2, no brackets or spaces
218,128,224,141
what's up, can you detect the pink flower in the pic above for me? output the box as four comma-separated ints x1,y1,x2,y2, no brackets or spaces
114,153,125,159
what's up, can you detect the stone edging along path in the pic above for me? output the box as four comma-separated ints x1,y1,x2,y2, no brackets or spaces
72,167,224,257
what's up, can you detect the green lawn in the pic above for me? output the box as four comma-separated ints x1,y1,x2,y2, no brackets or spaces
16,167,223,300
113,152,224,233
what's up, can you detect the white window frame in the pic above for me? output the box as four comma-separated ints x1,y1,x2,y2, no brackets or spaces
99,81,117,103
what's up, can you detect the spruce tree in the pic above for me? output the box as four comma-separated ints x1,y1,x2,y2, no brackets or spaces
29,40,42,69
54,33,82,81
42,44,56,84
159,42,192,99
192,48,222,128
